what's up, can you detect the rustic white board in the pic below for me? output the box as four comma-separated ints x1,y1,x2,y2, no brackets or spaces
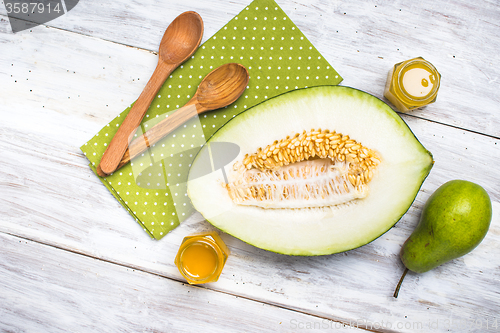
1,0,499,138
0,232,366,332
1,1,500,332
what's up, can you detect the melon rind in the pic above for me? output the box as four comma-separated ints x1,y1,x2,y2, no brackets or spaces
187,86,433,255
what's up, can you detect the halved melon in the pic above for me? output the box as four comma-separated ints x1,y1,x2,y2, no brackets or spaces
187,86,433,255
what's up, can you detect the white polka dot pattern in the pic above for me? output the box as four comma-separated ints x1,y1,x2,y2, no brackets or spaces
80,0,343,240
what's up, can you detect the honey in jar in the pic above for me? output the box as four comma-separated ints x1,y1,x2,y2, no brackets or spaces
384,57,441,112
175,231,230,284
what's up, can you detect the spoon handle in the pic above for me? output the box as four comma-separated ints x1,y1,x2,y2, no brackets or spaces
114,98,206,172
97,61,177,176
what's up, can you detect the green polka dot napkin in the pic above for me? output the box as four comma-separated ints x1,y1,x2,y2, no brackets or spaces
80,0,343,239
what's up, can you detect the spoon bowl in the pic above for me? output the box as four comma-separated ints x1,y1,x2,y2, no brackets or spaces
97,11,204,177
196,63,250,110
113,63,249,172
160,11,204,64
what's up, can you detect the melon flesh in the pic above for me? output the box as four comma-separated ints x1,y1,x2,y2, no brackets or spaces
187,86,433,255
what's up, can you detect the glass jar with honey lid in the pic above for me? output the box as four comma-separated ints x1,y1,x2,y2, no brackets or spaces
384,57,441,112
175,231,230,285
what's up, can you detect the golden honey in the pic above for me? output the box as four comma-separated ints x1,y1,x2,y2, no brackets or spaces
384,57,441,112
175,232,230,284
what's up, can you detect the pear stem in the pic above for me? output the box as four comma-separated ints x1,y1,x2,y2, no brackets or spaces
393,267,409,298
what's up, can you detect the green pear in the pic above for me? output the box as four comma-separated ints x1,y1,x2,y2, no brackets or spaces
401,180,492,273
394,180,492,297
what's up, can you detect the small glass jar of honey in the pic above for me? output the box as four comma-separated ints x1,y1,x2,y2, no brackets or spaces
175,231,230,285
384,57,441,112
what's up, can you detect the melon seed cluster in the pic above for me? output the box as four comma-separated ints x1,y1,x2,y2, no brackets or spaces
242,129,380,184
227,129,381,207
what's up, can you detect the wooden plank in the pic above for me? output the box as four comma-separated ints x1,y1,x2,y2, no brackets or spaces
0,0,245,50
1,0,499,137
0,232,365,332
1,18,499,332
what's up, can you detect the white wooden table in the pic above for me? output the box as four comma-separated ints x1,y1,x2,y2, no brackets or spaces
1,0,499,332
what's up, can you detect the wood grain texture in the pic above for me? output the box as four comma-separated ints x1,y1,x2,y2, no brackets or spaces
1,0,499,138
4,116,498,332
115,62,249,172
98,11,203,176
1,1,500,332
0,232,363,332
97,61,176,176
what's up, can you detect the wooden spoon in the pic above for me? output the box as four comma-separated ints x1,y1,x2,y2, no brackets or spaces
112,63,249,173
97,11,203,177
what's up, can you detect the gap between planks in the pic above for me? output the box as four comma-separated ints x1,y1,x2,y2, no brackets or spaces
402,113,500,141
0,13,160,54
0,229,377,333
2,7,498,331
2,13,497,144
